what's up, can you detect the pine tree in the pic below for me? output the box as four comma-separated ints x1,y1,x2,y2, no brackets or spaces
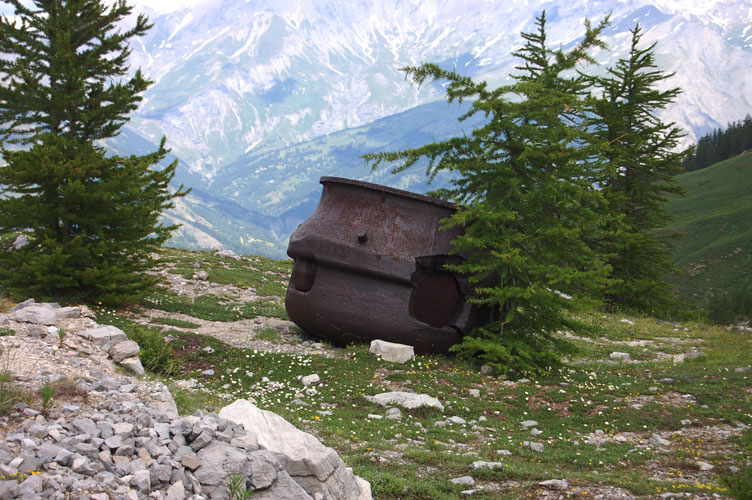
365,12,611,376
0,0,187,305
587,25,687,313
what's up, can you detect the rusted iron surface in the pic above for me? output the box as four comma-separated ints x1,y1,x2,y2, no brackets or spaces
285,176,486,353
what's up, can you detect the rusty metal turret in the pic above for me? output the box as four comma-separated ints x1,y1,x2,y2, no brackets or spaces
285,176,486,353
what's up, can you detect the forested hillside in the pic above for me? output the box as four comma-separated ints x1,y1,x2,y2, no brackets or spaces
664,151,752,304
683,115,752,172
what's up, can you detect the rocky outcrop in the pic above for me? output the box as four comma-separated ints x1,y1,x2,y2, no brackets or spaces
219,400,371,500
0,301,371,500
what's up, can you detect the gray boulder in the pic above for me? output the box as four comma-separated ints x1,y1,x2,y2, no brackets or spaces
219,399,371,500
11,234,28,250
12,305,56,326
119,357,145,376
369,340,414,364
78,325,128,347
366,391,443,411
55,306,82,319
109,340,141,363
194,441,310,500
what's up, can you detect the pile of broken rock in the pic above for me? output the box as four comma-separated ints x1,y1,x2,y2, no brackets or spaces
0,300,371,500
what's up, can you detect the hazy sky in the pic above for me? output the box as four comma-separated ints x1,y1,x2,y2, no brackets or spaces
0,0,204,16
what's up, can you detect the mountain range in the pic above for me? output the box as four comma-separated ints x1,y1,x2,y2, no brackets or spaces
102,0,752,257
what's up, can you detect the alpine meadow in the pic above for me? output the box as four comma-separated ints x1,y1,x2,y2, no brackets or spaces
0,1,750,500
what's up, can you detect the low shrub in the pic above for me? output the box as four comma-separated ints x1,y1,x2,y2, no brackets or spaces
449,327,566,378
124,325,177,376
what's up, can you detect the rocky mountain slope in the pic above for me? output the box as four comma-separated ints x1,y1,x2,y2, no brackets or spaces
6,0,746,256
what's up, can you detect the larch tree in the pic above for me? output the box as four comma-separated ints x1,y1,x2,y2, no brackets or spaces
587,24,687,314
365,13,612,376
0,0,188,305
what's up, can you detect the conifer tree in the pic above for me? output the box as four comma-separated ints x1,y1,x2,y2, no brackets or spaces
587,25,687,313
366,13,611,375
0,0,187,305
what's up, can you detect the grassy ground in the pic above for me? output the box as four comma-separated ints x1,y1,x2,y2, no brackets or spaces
45,249,752,498
663,151,752,305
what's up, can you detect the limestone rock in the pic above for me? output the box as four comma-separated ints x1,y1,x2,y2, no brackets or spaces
194,442,310,500
12,305,56,326
165,480,185,500
56,306,82,319
539,479,569,491
78,325,128,347
119,357,145,376
366,391,443,411
219,399,369,500
697,461,714,471
11,234,28,250
109,340,141,363
472,461,504,470
369,340,414,364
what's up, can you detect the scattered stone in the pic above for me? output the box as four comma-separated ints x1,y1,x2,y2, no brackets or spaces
385,407,402,421
681,419,692,426
448,416,466,425
468,389,480,398
697,461,714,471
735,367,750,373
215,249,241,260
301,374,321,386
539,479,569,491
181,454,201,471
369,339,414,364
119,357,145,376
520,420,538,428
610,352,631,361
528,442,545,453
450,476,475,486
0,299,369,500
650,433,671,447
472,461,504,470
108,340,140,363
165,480,185,500
77,325,128,347
11,234,28,250
480,365,494,376
202,345,215,353
194,270,209,280
366,391,444,411
620,318,635,325
13,305,56,326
